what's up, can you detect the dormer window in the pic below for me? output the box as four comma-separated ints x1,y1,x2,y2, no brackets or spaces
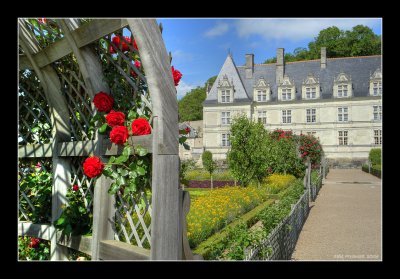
333,73,352,98
278,75,295,101
370,68,382,96
217,75,234,103
221,90,231,103
302,73,320,100
253,77,270,102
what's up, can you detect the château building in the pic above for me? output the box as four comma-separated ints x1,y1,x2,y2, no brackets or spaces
202,48,382,166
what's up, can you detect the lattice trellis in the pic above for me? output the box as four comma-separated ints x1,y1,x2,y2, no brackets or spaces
114,191,152,248
53,53,94,141
70,157,96,214
95,27,152,116
18,158,53,223
22,18,64,49
18,69,53,145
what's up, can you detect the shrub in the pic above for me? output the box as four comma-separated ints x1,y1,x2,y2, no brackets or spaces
296,133,323,168
362,163,381,178
202,151,217,189
369,148,381,166
263,173,296,194
228,115,270,186
185,169,234,181
18,236,50,260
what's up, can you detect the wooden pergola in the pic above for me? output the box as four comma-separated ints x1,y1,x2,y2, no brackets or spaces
18,18,198,260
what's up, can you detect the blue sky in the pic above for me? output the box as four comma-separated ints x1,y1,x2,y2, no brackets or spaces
156,18,382,99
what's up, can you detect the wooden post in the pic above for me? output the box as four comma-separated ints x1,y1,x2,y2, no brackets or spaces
58,19,116,260
19,19,72,260
128,19,181,260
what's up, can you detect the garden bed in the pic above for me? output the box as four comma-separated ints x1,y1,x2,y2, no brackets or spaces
187,180,238,188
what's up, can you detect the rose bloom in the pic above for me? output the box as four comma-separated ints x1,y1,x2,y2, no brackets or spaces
29,237,40,248
72,184,79,192
109,36,130,53
110,126,129,145
171,66,182,86
131,118,151,136
106,110,125,127
185,127,191,134
83,156,104,178
130,60,141,78
38,18,46,24
93,92,114,113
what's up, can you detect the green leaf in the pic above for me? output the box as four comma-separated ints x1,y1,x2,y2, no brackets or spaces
127,110,137,120
129,162,137,170
136,166,146,176
183,142,190,150
115,155,129,164
108,182,120,195
117,176,126,186
127,181,136,192
108,156,116,164
98,123,108,134
103,167,113,177
120,169,128,177
135,146,148,156
123,145,132,157
129,171,138,179
179,136,187,144
78,206,86,213
56,217,66,226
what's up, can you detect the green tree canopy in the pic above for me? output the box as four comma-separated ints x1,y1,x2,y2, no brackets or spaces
264,25,381,64
202,150,217,189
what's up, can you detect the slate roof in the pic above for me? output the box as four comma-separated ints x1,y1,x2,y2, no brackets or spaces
204,55,381,104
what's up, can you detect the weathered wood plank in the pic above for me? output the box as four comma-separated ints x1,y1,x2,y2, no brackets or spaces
99,240,150,260
18,143,53,158
150,153,181,260
128,19,178,155
18,222,52,240
56,232,92,256
102,135,153,155
58,140,97,157
19,54,32,69
20,19,128,70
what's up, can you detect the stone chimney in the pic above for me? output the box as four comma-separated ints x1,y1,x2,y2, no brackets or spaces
321,47,326,69
276,48,284,84
245,54,254,78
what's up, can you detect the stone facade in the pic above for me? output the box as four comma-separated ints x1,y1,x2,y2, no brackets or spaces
203,48,382,166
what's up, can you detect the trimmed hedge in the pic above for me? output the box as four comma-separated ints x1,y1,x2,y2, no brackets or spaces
187,180,238,188
362,164,381,178
369,148,381,166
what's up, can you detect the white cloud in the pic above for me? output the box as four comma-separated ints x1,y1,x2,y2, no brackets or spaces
176,80,200,100
235,18,381,41
204,22,229,38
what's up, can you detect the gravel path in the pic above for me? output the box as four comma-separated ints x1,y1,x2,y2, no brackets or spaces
291,169,382,261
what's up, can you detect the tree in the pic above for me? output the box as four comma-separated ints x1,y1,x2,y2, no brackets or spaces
227,115,270,187
178,76,217,121
263,25,381,64
202,151,217,189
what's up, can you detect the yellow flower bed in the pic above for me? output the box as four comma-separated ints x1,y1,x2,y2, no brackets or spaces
263,173,296,194
187,186,269,247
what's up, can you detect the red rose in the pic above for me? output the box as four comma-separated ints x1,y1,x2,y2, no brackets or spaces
131,118,151,136
72,184,79,192
185,127,191,134
106,110,125,127
110,126,129,145
35,162,41,170
83,156,104,178
130,60,141,78
38,18,46,24
133,39,138,51
110,36,135,54
28,237,40,248
93,92,114,113
171,66,182,86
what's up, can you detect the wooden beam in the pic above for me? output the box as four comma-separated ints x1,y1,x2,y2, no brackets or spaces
102,135,153,155
128,19,180,260
18,143,53,158
20,19,128,70
56,232,92,256
99,240,150,260
19,54,32,70
58,140,97,157
18,222,52,240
